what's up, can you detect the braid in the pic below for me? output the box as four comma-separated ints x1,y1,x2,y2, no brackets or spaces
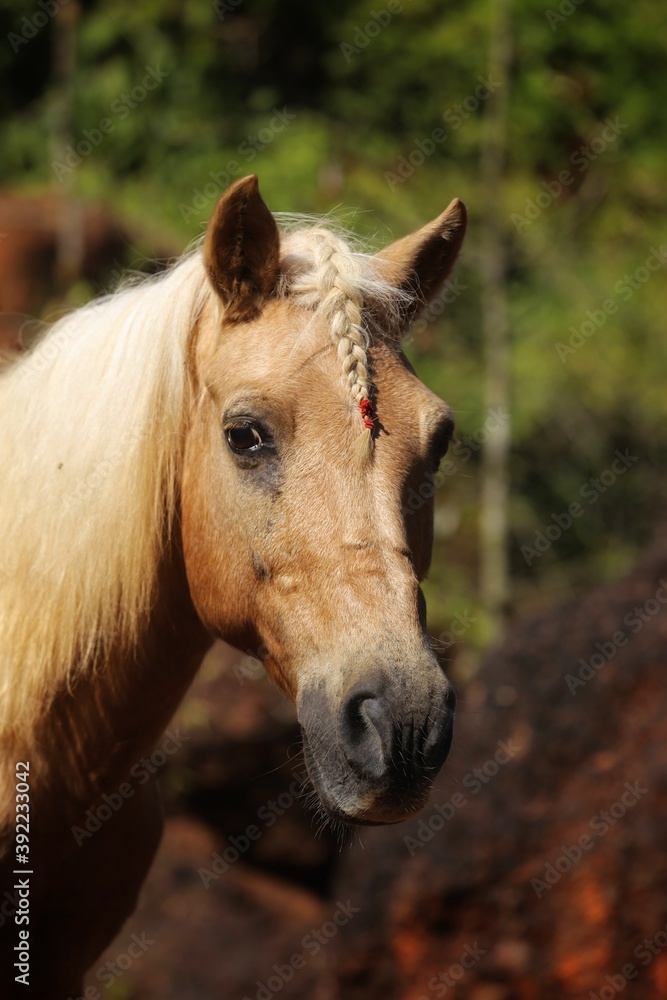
308,233,374,461
278,220,408,464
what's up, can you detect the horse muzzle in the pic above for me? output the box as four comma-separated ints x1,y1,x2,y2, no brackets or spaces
297,664,456,825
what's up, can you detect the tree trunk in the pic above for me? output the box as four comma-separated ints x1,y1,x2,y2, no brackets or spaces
51,0,83,290
479,0,513,637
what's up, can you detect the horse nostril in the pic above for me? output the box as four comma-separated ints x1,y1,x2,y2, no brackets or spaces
339,687,393,780
420,683,456,772
336,673,455,789
344,692,370,741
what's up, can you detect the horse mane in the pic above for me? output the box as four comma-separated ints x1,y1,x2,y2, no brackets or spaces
0,217,407,739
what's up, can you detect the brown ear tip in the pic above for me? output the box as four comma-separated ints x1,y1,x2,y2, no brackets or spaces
223,174,260,200
446,197,467,224
229,174,259,194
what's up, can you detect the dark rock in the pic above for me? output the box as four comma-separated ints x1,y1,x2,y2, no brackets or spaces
330,534,667,999
163,642,341,895
88,816,335,1000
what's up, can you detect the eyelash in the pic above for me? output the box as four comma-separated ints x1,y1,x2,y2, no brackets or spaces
432,431,452,468
225,420,270,455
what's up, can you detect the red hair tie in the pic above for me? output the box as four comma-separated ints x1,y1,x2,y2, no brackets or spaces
360,398,374,432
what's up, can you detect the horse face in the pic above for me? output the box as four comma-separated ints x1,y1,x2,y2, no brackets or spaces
181,176,466,825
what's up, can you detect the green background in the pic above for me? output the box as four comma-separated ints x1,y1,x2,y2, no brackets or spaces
2,0,665,671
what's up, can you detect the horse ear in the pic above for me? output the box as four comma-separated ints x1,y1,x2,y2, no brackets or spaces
204,174,281,322
376,198,467,324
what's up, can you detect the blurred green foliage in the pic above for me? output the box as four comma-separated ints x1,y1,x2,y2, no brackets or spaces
1,0,666,660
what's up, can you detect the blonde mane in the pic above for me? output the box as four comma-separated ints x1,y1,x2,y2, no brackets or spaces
0,218,406,739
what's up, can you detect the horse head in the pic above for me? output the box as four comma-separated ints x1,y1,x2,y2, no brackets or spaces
181,175,466,825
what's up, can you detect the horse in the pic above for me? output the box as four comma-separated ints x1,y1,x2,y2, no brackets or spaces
0,174,466,997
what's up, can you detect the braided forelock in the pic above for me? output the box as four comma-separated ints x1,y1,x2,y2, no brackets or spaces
309,232,370,407
277,221,413,464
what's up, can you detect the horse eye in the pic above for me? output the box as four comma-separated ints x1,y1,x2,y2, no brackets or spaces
226,422,264,453
432,434,451,469
435,437,450,462
432,428,452,472
432,420,454,469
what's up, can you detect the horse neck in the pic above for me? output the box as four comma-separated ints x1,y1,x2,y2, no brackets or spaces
33,533,211,810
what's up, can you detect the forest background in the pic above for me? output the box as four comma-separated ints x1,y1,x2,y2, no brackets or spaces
2,0,665,675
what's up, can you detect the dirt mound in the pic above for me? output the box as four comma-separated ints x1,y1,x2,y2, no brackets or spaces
330,536,667,999
87,815,336,1000
94,537,667,998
